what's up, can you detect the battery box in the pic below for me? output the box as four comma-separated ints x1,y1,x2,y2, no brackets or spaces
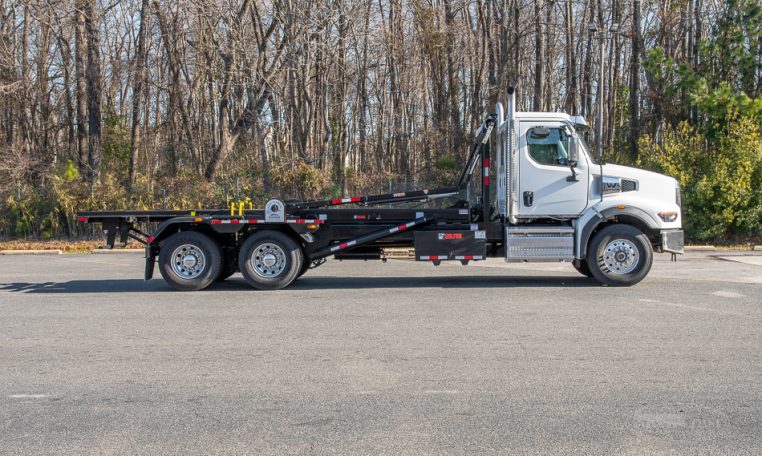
414,230,486,261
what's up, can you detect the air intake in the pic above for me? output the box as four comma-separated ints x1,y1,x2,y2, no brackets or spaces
622,179,637,192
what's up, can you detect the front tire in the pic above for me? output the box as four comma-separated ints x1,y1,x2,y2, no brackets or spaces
238,231,303,290
158,231,222,291
588,224,653,286
572,259,594,278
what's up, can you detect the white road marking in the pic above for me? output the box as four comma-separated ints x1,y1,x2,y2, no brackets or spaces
712,290,744,298
638,299,743,316
718,256,762,267
8,394,48,399
424,390,459,394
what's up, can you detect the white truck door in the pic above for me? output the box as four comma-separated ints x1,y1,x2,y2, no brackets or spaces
517,122,588,217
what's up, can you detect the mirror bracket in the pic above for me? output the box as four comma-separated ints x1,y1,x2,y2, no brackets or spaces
566,165,580,182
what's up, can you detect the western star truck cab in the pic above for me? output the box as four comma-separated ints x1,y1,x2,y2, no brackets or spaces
78,88,684,291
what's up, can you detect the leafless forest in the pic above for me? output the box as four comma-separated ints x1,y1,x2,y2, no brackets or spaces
0,0,760,240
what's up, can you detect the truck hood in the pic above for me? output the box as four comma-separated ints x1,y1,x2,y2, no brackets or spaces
601,163,675,185
599,163,681,225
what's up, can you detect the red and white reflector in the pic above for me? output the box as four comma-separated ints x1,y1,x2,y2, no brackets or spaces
419,255,449,261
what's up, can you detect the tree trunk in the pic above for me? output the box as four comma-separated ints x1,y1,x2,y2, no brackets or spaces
82,0,101,184
533,0,544,111
629,0,641,161
127,0,150,192
565,0,578,114
74,2,88,179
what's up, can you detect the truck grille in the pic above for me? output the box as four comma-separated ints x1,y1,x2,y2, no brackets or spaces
622,179,637,192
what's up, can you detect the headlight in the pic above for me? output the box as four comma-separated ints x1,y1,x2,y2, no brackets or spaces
658,211,678,222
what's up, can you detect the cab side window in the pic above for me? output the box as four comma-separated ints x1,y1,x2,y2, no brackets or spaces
527,127,569,166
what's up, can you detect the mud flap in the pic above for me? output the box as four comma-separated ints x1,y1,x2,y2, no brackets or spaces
144,253,155,280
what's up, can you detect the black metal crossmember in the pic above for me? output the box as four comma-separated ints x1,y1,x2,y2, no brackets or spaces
308,216,434,261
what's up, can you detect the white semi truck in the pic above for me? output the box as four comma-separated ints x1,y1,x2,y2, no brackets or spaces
78,88,684,290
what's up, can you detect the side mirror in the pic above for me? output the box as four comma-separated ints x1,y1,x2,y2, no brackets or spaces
568,135,579,166
566,133,580,182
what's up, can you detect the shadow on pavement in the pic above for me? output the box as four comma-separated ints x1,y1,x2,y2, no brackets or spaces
1,274,598,294
0,280,168,294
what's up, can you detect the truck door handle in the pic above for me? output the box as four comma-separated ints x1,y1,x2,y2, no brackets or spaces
523,191,533,207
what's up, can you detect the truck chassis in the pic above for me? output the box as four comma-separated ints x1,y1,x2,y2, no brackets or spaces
78,92,683,291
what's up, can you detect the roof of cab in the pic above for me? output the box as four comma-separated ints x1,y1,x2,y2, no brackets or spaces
514,111,573,121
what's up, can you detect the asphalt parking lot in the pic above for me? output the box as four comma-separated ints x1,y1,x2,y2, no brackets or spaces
1,251,760,454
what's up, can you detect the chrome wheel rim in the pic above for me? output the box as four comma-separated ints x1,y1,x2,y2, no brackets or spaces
251,243,287,278
171,244,206,280
602,239,639,275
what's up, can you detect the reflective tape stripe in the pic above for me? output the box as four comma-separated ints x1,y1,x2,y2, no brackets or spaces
390,221,416,234
330,240,357,252
210,219,324,225
420,255,448,261
331,197,361,205
286,219,324,224
454,255,483,260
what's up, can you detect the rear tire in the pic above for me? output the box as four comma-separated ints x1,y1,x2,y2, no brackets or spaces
238,231,303,290
216,251,237,281
159,231,222,291
588,224,653,286
297,262,310,279
217,264,236,281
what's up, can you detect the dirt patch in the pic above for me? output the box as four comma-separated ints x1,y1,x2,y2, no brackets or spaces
0,240,142,254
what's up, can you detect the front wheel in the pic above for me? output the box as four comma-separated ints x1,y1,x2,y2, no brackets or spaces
238,231,303,290
588,225,653,286
158,231,222,291
572,259,594,278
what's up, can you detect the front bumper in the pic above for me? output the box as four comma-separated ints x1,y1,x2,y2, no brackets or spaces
661,229,684,254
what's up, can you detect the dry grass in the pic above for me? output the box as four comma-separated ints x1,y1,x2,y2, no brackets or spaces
0,240,142,254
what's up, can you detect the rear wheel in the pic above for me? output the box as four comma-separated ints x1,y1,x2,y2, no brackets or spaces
216,251,237,281
588,224,653,286
158,231,222,291
296,259,325,279
238,231,303,290
217,264,236,281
